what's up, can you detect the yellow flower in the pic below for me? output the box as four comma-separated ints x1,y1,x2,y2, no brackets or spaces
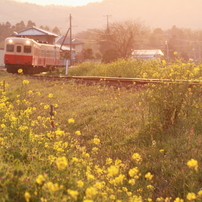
48,93,53,98
77,180,84,188
132,153,142,164
36,175,45,185
68,118,75,123
107,165,119,177
129,167,139,178
44,181,60,192
187,192,196,201
67,189,79,200
75,130,81,136
145,172,153,181
44,105,49,109
106,158,113,165
174,51,178,55
198,190,202,196
24,191,31,202
18,69,23,73
85,186,98,198
93,137,100,145
174,197,184,202
22,80,29,84
56,156,68,170
187,159,198,171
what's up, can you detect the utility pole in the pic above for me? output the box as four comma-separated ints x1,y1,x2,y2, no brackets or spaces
104,15,111,33
70,14,72,66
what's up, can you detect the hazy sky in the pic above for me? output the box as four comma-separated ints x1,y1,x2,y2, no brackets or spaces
17,0,102,6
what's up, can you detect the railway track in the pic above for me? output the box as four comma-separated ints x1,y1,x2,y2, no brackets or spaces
29,75,202,88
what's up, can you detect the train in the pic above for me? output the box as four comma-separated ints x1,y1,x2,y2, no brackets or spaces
4,36,61,74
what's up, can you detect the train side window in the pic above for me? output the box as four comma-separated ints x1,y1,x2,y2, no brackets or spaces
17,46,21,52
6,44,14,52
24,46,31,53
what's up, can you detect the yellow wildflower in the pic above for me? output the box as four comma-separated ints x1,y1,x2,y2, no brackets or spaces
129,167,139,178
56,156,68,170
22,80,29,84
107,165,119,177
36,175,45,185
75,130,81,136
18,69,23,73
132,153,142,164
67,189,79,200
187,159,198,171
24,191,31,202
93,137,100,145
77,180,84,188
145,172,153,181
174,198,184,202
187,192,196,201
48,93,53,98
68,118,75,123
85,186,98,198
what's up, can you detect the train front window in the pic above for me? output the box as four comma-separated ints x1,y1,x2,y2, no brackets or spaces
24,46,31,53
17,46,21,52
6,44,14,52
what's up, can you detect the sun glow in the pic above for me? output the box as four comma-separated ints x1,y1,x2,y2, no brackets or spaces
17,0,102,6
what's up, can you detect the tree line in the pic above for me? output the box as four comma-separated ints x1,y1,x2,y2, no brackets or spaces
0,20,60,48
1,20,202,63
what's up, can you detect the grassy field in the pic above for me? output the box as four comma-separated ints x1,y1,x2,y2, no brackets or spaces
0,59,202,202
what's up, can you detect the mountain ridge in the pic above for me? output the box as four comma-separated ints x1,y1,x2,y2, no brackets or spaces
0,0,202,34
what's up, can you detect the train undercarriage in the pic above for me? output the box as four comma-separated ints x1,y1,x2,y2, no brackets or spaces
5,64,55,74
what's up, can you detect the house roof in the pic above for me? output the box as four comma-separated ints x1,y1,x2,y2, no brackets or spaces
56,36,83,45
12,26,58,37
132,50,164,57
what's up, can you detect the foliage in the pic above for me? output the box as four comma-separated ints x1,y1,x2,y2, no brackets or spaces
0,59,202,201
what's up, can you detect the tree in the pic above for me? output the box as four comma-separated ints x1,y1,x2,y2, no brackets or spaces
52,26,61,35
27,20,36,27
99,20,148,60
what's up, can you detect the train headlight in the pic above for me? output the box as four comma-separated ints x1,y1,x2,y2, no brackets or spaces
26,40,30,44
9,39,13,43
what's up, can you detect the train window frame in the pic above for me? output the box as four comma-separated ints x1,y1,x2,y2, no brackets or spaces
17,46,22,53
24,46,31,53
6,44,14,52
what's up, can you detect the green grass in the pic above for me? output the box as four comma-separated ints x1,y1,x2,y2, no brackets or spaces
0,58,202,202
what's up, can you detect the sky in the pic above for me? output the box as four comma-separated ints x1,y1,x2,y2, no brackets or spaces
17,0,102,6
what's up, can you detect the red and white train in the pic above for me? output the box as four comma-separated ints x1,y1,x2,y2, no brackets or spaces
4,37,61,74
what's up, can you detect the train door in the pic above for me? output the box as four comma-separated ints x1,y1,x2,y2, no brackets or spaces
15,44,23,64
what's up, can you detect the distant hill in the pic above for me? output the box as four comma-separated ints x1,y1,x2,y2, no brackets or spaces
0,0,202,34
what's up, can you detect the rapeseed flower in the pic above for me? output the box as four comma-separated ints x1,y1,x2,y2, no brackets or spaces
174,198,184,202
67,189,79,200
56,156,68,170
75,130,81,136
145,172,153,181
107,165,119,177
22,80,29,84
48,93,53,98
36,174,45,185
187,192,196,201
85,186,98,198
129,167,139,178
93,136,100,145
18,69,23,73
24,191,31,202
187,159,198,171
68,118,75,123
77,180,84,188
132,153,142,164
